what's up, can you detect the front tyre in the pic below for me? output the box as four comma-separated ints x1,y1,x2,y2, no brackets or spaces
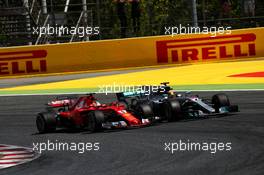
164,100,182,122
36,112,57,133
212,93,230,112
117,100,128,110
135,103,154,119
87,111,105,132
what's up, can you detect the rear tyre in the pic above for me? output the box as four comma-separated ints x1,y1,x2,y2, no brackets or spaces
131,98,138,107
212,94,230,112
36,112,57,133
117,100,128,109
135,104,154,119
87,111,105,132
164,100,182,122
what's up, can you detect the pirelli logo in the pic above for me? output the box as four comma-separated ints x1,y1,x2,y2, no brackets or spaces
156,33,256,63
0,50,47,75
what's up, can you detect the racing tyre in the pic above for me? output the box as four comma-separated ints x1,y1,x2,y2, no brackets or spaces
36,112,57,133
212,93,230,112
87,111,105,132
164,100,182,122
117,100,128,109
131,98,138,107
136,104,154,118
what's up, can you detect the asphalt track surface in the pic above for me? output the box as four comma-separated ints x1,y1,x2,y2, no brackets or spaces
0,91,264,175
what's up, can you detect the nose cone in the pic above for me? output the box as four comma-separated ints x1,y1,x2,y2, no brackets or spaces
121,113,141,126
131,119,140,125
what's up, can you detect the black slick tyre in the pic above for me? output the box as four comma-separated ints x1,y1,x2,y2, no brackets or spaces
164,100,182,122
212,93,230,112
36,112,57,133
136,103,154,118
87,111,105,132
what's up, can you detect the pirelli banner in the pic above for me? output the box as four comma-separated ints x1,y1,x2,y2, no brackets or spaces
0,27,264,77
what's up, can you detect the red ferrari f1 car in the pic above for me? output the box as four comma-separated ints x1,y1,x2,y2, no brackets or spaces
36,94,153,133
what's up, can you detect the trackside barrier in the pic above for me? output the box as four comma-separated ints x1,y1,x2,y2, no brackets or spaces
0,27,264,77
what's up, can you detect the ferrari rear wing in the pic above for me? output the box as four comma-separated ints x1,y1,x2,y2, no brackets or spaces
47,96,78,108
